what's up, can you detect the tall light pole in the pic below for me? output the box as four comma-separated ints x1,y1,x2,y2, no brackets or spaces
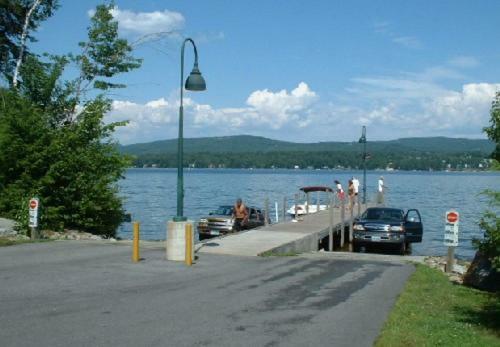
174,38,206,222
358,126,367,204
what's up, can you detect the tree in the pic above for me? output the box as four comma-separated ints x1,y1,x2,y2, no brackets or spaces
473,92,500,271
72,3,142,108
483,91,500,166
0,0,59,85
0,3,141,236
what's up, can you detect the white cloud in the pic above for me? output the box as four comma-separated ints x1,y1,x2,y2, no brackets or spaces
106,83,319,144
424,83,499,130
108,7,185,35
107,98,177,143
334,74,500,138
107,75,499,144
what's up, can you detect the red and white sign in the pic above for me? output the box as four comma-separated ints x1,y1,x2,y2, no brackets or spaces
29,199,38,210
444,210,459,247
28,198,39,227
446,211,459,224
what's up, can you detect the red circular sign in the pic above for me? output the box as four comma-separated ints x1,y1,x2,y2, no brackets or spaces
29,200,37,209
447,212,458,223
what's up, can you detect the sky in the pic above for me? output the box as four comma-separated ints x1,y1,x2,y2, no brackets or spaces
31,0,500,144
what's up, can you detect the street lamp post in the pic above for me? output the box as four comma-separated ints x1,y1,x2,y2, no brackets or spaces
174,38,206,222
358,126,367,204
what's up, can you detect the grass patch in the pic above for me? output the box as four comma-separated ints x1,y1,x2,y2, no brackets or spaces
0,237,51,247
376,264,500,346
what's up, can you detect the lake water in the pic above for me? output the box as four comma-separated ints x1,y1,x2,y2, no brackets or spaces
118,168,499,260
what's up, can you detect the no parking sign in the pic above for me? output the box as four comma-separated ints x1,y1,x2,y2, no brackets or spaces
28,198,39,228
444,210,459,247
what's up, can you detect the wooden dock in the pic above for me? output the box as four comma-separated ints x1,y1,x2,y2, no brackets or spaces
198,203,372,257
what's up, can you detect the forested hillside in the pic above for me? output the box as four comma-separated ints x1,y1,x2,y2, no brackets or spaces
120,135,495,171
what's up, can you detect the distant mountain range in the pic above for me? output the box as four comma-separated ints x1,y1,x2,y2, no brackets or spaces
120,135,494,156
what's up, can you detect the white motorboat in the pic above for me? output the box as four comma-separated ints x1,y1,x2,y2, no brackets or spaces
286,186,334,216
287,202,328,216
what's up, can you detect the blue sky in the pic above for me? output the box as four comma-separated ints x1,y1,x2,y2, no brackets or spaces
32,0,500,144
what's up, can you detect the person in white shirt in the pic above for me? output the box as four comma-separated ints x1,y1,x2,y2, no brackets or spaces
334,180,344,204
377,176,385,205
352,177,360,204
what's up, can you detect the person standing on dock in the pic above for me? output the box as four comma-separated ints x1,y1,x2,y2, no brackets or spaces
334,180,344,204
352,176,360,204
348,180,355,210
377,176,385,205
232,198,248,231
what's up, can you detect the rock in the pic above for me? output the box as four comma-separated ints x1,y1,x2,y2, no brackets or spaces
452,264,467,276
41,229,104,241
463,251,500,292
424,255,471,285
0,218,18,236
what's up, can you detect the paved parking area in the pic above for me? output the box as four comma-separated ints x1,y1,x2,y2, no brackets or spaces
0,241,414,347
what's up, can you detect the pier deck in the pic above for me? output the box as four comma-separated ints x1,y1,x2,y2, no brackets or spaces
198,204,371,257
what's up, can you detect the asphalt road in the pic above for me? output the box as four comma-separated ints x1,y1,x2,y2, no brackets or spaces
0,241,414,347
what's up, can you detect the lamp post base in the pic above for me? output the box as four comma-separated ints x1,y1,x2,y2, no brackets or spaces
166,220,194,261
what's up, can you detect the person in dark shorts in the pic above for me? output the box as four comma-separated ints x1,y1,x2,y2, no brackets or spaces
232,198,248,232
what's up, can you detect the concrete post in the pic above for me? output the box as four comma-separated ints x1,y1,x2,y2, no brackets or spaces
167,220,194,261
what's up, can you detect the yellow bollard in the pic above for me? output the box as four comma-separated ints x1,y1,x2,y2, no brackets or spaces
185,224,193,266
132,221,140,263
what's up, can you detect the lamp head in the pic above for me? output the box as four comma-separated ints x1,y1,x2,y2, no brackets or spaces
185,64,206,91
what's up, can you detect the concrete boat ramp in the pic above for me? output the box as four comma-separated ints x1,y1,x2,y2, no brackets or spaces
198,205,369,257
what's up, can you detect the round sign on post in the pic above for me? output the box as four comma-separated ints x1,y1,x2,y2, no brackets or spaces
447,211,459,223
29,200,38,210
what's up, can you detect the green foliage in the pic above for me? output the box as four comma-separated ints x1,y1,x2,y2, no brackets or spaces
121,135,494,171
0,89,130,236
473,191,500,270
484,91,500,162
74,3,142,96
121,135,495,156
472,92,500,270
0,3,141,236
0,0,59,83
129,149,491,171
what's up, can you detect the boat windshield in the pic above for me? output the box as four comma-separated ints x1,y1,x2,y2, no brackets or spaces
362,208,404,221
210,206,234,216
